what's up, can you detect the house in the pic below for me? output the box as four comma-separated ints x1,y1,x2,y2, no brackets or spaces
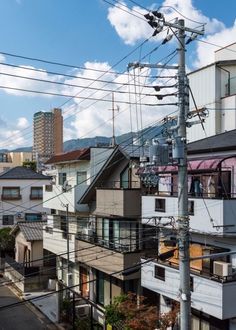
74,145,157,326
42,147,114,322
187,42,236,142
5,221,55,293
0,166,51,227
140,130,236,330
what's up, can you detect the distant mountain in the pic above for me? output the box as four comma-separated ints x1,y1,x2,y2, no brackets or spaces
0,124,168,154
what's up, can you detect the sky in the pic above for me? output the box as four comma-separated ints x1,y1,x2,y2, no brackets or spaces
0,0,236,149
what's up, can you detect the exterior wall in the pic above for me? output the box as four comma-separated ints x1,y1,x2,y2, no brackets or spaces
95,189,141,218
75,238,141,281
15,232,43,267
187,65,217,142
141,259,236,320
43,148,112,212
53,108,63,155
0,152,33,173
142,195,236,234
215,43,236,62
0,178,50,227
221,95,236,131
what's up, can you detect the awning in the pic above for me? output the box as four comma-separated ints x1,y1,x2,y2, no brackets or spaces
138,156,236,174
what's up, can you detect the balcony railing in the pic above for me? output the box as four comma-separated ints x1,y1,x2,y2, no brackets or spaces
97,180,140,189
76,232,138,253
5,255,39,277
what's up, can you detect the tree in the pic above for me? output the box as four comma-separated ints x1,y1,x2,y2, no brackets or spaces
0,227,15,255
104,292,179,330
23,160,37,171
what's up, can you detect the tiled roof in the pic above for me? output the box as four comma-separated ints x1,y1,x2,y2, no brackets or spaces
11,221,45,241
188,129,236,154
45,148,90,164
0,166,51,180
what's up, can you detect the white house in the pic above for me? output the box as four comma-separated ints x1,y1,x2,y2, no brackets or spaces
0,166,51,227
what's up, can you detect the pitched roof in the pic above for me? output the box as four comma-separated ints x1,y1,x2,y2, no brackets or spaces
45,148,90,164
0,166,51,180
188,129,236,154
11,221,45,241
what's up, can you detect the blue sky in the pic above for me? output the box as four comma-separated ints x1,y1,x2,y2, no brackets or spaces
0,0,236,149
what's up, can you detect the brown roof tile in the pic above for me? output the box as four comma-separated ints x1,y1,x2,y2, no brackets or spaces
45,148,90,164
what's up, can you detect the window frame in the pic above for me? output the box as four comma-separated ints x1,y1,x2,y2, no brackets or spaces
58,172,67,186
155,198,166,212
154,265,165,281
2,187,21,200
30,186,43,200
2,215,14,225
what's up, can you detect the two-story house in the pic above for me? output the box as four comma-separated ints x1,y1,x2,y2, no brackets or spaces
140,129,236,330
0,166,51,227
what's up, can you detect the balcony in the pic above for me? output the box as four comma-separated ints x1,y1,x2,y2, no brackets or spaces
75,237,141,281
142,195,236,234
43,184,89,213
141,258,236,320
95,188,141,218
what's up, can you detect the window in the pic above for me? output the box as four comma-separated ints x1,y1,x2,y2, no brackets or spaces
120,166,130,189
2,215,14,225
58,173,67,185
77,171,87,185
2,187,21,200
30,187,43,199
190,276,194,292
25,213,42,221
45,185,53,192
188,200,194,215
155,198,166,212
154,265,165,281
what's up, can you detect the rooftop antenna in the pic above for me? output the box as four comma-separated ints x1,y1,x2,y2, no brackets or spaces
109,92,119,147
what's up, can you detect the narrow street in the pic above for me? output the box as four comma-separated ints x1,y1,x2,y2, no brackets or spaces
0,279,57,330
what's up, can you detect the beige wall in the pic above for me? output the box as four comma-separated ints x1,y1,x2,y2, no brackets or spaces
15,231,43,267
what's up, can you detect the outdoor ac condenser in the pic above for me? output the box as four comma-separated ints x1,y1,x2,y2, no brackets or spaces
213,261,232,277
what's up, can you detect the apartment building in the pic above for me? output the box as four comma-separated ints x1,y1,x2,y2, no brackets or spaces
187,42,236,142
33,108,63,166
140,130,236,330
0,151,33,173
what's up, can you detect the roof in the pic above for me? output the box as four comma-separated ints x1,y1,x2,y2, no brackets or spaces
0,166,51,180
11,221,46,241
188,129,236,154
45,148,90,164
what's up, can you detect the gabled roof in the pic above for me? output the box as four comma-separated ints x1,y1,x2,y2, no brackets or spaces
45,148,90,164
11,221,46,241
188,129,236,154
0,166,51,180
78,145,142,204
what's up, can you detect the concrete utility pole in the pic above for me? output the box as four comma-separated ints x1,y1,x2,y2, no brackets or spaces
109,92,119,147
141,12,204,330
176,19,191,330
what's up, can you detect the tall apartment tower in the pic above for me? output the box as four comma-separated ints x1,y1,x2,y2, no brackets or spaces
33,108,63,166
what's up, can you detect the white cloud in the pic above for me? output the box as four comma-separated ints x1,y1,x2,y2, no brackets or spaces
194,20,236,68
16,117,29,129
62,61,177,140
107,0,224,45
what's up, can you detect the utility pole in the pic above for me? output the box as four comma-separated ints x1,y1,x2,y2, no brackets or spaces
139,12,204,330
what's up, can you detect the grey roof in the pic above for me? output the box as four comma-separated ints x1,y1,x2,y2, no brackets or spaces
188,129,236,154
11,221,45,241
0,166,51,180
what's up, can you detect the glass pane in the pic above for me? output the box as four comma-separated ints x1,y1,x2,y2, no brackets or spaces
77,171,87,185
120,167,129,189
103,219,109,246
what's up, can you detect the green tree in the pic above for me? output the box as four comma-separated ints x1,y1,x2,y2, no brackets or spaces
0,227,15,254
22,160,37,171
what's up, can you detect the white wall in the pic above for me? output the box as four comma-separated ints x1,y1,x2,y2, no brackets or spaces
0,178,50,227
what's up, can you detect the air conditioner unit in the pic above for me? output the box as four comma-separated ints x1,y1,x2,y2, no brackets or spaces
75,304,90,318
213,261,232,277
